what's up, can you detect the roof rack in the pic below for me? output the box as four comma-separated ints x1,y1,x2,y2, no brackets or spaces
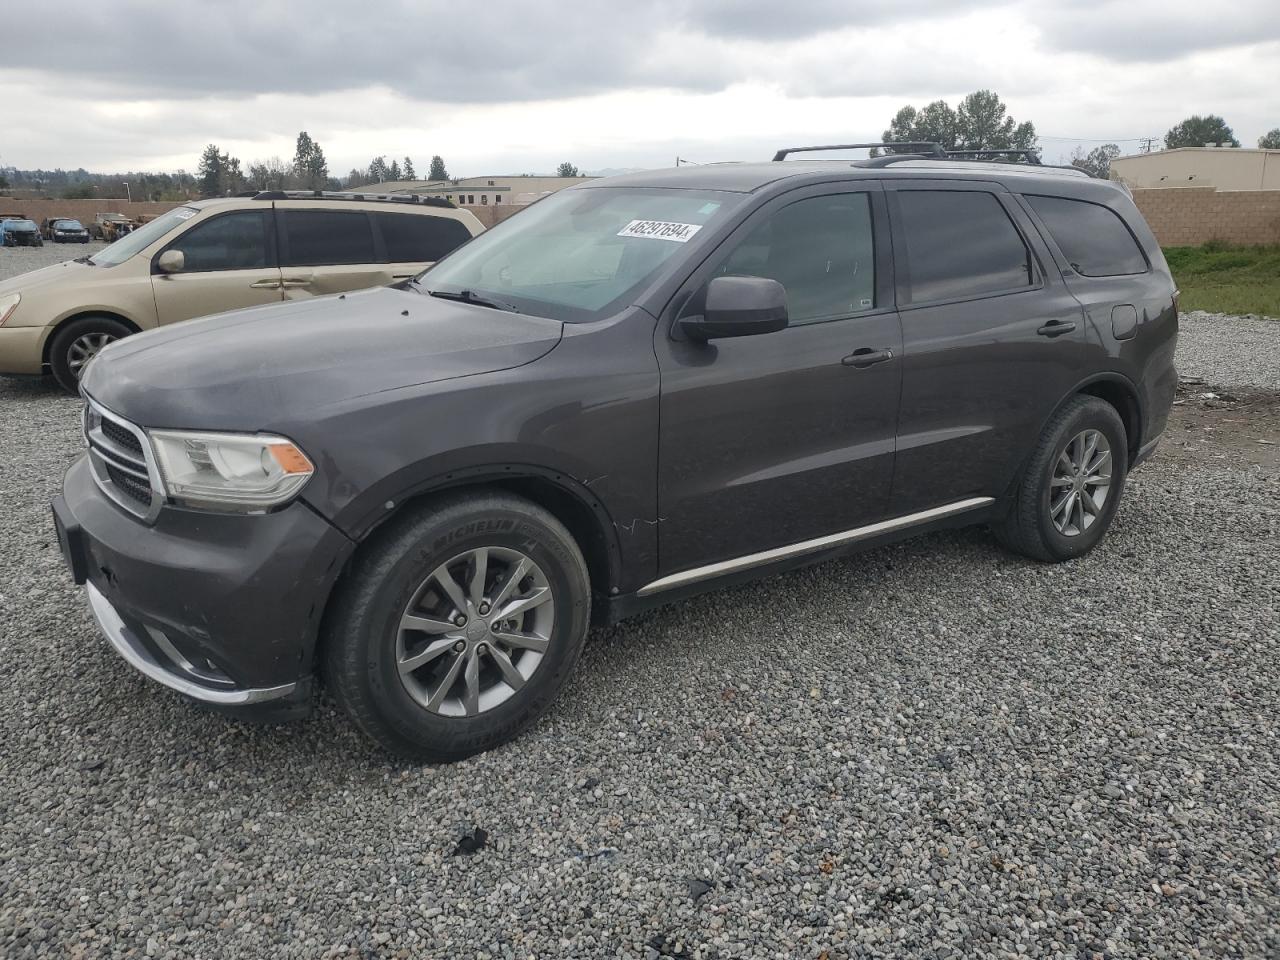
249,190,456,208
945,149,1042,165
773,142,946,161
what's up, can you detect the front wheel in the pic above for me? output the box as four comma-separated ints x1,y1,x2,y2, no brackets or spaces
994,395,1129,562
323,491,591,762
48,316,132,394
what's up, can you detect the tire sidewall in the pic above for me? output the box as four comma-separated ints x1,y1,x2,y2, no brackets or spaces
353,504,590,757
1034,402,1128,559
49,317,130,393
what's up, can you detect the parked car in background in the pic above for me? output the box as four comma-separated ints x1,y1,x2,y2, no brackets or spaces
0,191,483,391
51,145,1178,761
1,218,43,247
43,218,91,243
90,213,138,242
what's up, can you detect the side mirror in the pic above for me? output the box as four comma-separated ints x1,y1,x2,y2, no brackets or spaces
680,275,788,342
156,250,185,274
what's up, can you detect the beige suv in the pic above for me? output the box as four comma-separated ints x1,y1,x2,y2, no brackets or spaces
0,192,483,392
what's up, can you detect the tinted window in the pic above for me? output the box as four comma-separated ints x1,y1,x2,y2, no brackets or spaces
167,211,269,272
1026,195,1148,277
716,193,875,324
897,191,1032,303
280,210,375,266
375,212,473,262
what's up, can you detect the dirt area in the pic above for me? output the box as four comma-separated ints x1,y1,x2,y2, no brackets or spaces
1164,378,1280,473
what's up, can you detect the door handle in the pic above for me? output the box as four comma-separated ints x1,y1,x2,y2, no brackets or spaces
280,276,314,288
1036,320,1077,338
249,279,282,290
842,347,894,368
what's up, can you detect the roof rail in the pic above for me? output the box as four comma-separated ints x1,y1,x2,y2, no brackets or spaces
250,190,456,208
945,149,1042,165
773,141,947,161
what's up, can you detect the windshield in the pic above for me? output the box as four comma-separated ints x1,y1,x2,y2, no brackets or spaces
418,187,744,322
56,220,84,230
90,206,197,266
4,220,36,230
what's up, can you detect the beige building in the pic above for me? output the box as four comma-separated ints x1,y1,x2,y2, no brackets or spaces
1111,147,1280,191
355,175,593,207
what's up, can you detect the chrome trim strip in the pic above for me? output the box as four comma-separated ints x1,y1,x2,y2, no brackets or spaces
86,582,297,705
83,394,165,522
636,497,995,597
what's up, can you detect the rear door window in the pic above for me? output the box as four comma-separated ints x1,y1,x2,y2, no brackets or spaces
374,212,473,262
896,190,1033,303
165,211,271,272
715,192,876,324
1025,195,1148,277
279,210,376,266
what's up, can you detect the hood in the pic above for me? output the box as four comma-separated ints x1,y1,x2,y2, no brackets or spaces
0,257,96,297
82,285,564,430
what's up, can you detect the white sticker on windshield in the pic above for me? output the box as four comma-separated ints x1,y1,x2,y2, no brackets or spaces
617,219,703,243
174,208,197,220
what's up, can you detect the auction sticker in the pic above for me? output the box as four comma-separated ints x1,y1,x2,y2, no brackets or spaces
617,219,703,242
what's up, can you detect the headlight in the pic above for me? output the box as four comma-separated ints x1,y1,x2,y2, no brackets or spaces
0,293,19,326
149,430,314,511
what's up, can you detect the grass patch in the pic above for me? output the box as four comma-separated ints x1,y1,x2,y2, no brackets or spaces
1163,244,1280,317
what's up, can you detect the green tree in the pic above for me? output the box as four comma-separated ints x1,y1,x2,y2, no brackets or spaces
427,155,448,180
881,90,1037,155
403,156,415,179
62,183,94,199
344,167,367,188
368,156,390,183
1164,115,1239,149
197,144,244,196
1258,128,1280,149
293,131,329,189
388,159,402,181
556,161,580,177
0,173,8,192
197,143,226,197
1070,143,1121,179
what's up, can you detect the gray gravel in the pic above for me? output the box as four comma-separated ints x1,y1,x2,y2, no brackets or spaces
2,246,1279,958
1178,311,1280,390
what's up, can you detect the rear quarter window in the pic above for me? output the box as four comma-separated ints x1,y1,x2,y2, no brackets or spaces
374,212,473,262
1025,195,1148,277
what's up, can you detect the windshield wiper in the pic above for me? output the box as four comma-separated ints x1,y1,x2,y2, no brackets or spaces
73,256,95,265
426,288,517,312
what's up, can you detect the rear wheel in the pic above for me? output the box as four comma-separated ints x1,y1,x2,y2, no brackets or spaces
323,491,591,762
48,316,132,394
994,395,1128,562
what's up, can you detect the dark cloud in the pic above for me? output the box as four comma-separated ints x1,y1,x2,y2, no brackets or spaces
1,0,1276,108
1029,0,1280,61
0,0,1006,104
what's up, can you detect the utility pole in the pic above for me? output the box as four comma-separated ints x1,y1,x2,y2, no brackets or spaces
1139,137,1159,154
123,181,132,202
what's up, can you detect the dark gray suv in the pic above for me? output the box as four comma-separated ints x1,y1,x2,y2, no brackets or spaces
53,145,1178,760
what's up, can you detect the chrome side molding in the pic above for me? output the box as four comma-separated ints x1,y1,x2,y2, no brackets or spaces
637,497,994,596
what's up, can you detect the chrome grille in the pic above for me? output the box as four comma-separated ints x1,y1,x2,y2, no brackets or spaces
83,396,163,521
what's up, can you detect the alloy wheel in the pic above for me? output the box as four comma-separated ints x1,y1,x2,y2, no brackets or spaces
1049,429,1113,536
67,332,117,377
396,547,555,717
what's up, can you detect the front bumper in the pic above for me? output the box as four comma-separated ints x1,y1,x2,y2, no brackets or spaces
0,326,47,375
54,454,355,707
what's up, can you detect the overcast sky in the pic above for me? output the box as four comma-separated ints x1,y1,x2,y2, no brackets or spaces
2,0,1277,176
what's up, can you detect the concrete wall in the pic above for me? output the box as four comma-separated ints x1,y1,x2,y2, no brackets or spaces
459,203,527,229
0,198,185,225
1112,148,1280,191
1131,187,1280,247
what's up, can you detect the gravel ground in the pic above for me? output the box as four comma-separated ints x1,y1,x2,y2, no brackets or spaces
1179,311,1280,391
1,247,1278,958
